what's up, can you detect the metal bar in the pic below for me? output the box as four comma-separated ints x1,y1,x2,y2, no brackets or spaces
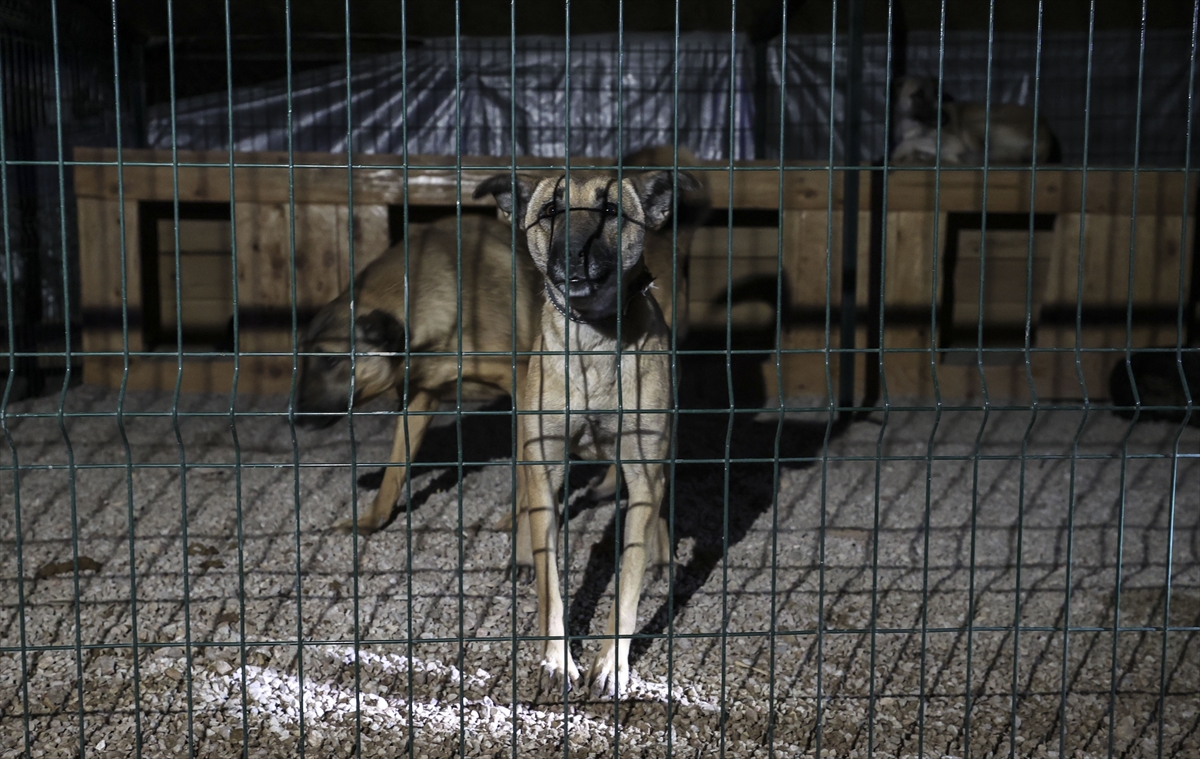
665,2,684,755
918,2,950,755
766,1,791,754
1107,3,1152,758
1156,5,1200,759
1056,1,1101,755
0,13,35,759
720,3,741,757
282,1,308,756
220,4,244,759
867,2,897,756
400,2,419,756
45,7,87,752
505,0,520,752
108,1,146,755
338,2,365,755
452,2,467,755
838,0,864,419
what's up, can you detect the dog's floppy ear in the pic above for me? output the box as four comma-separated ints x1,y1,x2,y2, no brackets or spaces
635,170,704,231
355,310,405,353
473,173,537,225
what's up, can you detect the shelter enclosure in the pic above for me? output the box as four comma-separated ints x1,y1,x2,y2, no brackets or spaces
2,1,1198,758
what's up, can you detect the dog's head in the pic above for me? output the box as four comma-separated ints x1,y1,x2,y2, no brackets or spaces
895,76,950,128
473,169,700,322
294,303,405,428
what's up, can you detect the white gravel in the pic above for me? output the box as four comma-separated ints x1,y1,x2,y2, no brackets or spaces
0,384,1197,758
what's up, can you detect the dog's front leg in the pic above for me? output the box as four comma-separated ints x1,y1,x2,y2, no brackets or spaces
523,435,578,694
336,389,438,534
589,461,665,699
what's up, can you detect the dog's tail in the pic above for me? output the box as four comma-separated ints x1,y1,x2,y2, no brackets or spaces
715,273,795,329
1044,132,1063,164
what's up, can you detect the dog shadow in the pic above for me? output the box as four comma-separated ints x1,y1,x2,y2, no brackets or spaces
356,398,520,526
564,344,840,664
357,396,604,529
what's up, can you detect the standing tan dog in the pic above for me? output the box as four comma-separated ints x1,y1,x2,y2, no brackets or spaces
474,165,700,697
891,76,1059,166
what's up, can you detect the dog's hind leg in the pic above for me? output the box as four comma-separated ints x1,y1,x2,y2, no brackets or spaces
335,389,438,534
589,462,665,699
507,411,536,584
647,509,672,578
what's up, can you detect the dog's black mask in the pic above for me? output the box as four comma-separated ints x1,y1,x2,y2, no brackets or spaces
545,211,624,321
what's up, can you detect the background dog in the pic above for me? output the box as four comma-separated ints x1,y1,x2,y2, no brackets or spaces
474,165,700,698
891,75,1059,166
295,215,542,533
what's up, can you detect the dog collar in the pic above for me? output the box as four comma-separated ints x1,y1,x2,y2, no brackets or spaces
544,266,656,326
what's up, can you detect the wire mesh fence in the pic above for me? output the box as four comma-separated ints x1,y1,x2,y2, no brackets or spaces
1,1,1199,758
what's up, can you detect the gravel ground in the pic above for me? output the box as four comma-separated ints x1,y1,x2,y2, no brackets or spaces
0,384,1198,759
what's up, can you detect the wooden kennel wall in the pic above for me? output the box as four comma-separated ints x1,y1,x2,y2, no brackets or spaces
74,147,1194,402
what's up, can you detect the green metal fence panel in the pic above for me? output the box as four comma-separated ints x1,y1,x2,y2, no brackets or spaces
1,1,1198,758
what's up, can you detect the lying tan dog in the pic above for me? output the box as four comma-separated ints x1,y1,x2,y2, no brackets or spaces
475,163,700,697
298,147,708,540
891,76,1059,166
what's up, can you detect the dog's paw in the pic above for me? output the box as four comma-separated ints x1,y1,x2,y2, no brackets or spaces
332,516,384,536
588,647,629,700
504,562,535,585
646,562,669,584
538,648,579,696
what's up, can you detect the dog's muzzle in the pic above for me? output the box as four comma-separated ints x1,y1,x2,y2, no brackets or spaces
545,261,656,325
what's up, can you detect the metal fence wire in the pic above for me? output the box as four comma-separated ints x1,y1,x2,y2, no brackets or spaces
1,1,1199,758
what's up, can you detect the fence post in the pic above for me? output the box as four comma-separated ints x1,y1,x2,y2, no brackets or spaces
839,0,865,418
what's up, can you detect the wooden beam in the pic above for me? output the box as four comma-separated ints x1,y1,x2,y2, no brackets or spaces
75,148,1197,215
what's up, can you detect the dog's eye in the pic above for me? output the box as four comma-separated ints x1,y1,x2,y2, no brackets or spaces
321,355,342,369
541,201,558,219
603,202,619,216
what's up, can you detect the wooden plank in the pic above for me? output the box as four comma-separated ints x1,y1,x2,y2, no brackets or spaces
74,148,598,206
882,211,949,310
336,203,391,288
78,198,142,353
76,148,1197,215
1045,213,1194,309
768,326,868,404
882,168,1196,215
82,355,294,395
782,210,873,311
773,321,1177,403
78,198,139,310
950,229,1053,328
234,203,343,311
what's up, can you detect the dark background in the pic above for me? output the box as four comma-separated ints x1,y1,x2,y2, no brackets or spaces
102,0,1198,104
